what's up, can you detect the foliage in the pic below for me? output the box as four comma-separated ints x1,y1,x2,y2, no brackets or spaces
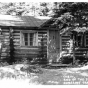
0,2,55,16
52,2,88,32
0,62,9,67
39,2,50,16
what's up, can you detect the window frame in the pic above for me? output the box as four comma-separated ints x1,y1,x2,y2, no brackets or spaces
20,30,38,47
85,35,88,47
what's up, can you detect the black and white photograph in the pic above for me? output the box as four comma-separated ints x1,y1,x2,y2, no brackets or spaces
0,1,88,87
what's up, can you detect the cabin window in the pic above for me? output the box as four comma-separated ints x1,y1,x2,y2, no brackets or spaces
75,35,82,47
21,32,37,46
21,31,47,47
85,33,88,47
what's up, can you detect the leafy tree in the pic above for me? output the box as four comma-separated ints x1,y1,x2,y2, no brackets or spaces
39,2,50,16
52,2,88,65
52,2,88,31
0,2,52,16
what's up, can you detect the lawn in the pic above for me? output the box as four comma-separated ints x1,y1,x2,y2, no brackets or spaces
0,63,88,87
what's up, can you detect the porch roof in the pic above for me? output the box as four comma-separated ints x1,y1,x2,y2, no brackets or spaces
0,15,51,27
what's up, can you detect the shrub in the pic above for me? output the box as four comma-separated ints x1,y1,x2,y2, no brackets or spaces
0,62,9,67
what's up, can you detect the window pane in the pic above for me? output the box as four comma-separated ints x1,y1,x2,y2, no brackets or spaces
22,32,37,46
30,33,34,38
25,41,28,45
29,33,34,46
24,33,28,38
30,42,33,46
24,33,28,45
77,36,82,46
30,38,33,42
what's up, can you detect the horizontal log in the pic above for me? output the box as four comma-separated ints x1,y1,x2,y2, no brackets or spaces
75,51,87,53
38,32,47,34
62,38,70,41
14,50,47,53
62,36,70,37
14,47,47,51
1,53,9,55
3,39,10,42
14,43,20,46
1,51,10,53
38,35,47,38
62,49,69,51
0,56,10,57
13,36,20,39
14,54,38,58
62,45,70,47
0,56,9,59
4,36,10,39
62,41,70,43
75,55,85,56
14,49,47,54
14,54,47,58
14,51,47,55
14,46,47,49
13,40,20,43
1,54,10,57
38,37,47,40
13,31,20,33
14,48,47,52
2,43,9,46
13,33,20,36
13,41,20,45
2,29,9,32
3,33,10,35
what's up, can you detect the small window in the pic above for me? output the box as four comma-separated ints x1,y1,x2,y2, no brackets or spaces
85,35,88,47
21,32,37,46
76,35,82,47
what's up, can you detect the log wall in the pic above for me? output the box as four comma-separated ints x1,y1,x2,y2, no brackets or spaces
0,27,47,62
13,29,47,62
61,31,88,57
0,28,10,62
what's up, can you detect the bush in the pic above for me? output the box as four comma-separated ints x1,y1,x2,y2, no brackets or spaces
59,56,73,64
0,62,9,67
76,56,88,64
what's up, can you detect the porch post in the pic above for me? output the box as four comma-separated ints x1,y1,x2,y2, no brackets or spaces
9,28,14,64
73,34,75,65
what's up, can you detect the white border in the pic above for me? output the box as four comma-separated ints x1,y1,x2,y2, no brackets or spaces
0,0,88,2
0,1,88,88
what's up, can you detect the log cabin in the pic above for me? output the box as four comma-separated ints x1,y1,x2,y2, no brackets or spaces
0,15,87,65
0,15,61,64
41,18,88,65
0,15,52,63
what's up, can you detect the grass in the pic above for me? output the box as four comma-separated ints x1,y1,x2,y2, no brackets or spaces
0,62,88,86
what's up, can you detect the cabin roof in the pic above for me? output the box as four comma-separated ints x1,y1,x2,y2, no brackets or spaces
0,15,51,27
40,18,57,28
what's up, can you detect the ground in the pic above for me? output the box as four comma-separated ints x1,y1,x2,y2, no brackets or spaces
0,63,88,87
